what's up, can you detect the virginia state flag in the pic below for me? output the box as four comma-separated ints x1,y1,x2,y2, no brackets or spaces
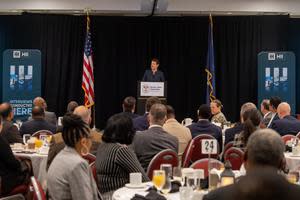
205,14,216,104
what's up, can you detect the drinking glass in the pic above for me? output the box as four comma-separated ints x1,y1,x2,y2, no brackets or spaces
23,134,31,145
161,176,172,194
152,170,166,191
160,164,172,178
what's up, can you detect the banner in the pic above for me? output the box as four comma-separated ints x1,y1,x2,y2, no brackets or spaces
2,49,41,121
258,51,296,113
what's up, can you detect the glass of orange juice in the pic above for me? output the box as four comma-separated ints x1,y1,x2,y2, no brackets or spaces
35,139,43,148
152,170,165,191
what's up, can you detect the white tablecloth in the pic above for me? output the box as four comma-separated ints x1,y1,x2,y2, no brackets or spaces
112,183,207,200
285,152,300,171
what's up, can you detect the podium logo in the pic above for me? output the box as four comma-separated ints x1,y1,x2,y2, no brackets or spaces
142,84,149,93
13,51,21,58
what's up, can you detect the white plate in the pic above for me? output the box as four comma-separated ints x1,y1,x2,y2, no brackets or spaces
125,183,147,189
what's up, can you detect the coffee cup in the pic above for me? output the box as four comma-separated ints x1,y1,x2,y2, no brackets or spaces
129,172,142,186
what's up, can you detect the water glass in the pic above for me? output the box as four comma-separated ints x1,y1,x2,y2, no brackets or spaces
179,186,193,200
160,164,172,178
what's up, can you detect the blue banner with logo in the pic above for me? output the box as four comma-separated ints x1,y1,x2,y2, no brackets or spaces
2,49,41,121
258,51,296,113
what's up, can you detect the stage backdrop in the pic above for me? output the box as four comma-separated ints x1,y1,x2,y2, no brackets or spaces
2,49,41,121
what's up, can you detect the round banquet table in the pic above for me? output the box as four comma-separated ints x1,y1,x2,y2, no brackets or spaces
285,152,300,171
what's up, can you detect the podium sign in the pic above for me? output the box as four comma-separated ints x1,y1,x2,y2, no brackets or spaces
2,49,41,121
258,52,295,113
140,82,165,97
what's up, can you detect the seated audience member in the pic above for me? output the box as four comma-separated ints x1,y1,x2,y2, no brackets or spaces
203,129,293,200
0,116,30,195
224,102,256,145
47,113,101,200
163,105,191,158
96,113,149,196
133,96,161,131
260,99,272,128
30,97,57,125
46,106,102,170
188,104,222,151
267,96,281,128
0,103,23,144
210,99,227,126
233,109,262,149
19,106,57,136
131,103,178,170
122,96,139,119
66,101,79,114
270,102,300,136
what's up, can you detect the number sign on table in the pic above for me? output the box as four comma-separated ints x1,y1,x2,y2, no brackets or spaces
201,139,217,154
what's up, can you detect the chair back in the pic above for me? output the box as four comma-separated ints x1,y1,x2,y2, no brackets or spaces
190,158,224,178
82,153,96,164
224,141,234,154
6,185,28,197
182,134,220,167
32,130,53,139
30,177,46,200
281,134,297,144
147,149,179,180
224,147,244,170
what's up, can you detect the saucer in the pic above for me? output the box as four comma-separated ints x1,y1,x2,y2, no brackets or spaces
125,183,147,189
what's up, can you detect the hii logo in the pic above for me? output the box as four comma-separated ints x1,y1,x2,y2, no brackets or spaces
13,51,29,58
268,53,284,60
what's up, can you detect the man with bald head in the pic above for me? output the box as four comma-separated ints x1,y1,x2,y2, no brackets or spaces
47,106,102,170
131,103,178,171
31,97,57,125
0,102,23,144
20,106,56,136
270,102,300,136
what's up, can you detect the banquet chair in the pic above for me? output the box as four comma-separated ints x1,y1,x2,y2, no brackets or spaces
146,149,179,180
190,158,224,178
281,134,297,144
224,147,244,170
182,134,220,168
30,177,46,200
6,185,28,198
0,194,25,200
83,153,96,164
32,130,53,138
224,141,234,154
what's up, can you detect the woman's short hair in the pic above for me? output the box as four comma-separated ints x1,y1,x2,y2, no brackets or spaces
102,113,135,145
62,113,91,147
211,99,223,108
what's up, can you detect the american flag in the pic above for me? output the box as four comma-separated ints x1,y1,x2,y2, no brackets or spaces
82,16,95,108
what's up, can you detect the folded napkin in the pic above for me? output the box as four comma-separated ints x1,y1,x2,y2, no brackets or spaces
131,188,166,200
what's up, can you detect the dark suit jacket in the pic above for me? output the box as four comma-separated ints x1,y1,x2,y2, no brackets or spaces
28,111,57,126
142,70,165,82
122,111,139,120
203,168,300,200
267,113,279,128
187,120,223,151
224,123,244,145
270,115,300,136
0,135,24,195
133,113,149,131
19,118,57,136
1,120,23,144
131,126,178,171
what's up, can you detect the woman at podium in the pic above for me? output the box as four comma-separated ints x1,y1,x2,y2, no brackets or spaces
142,58,165,82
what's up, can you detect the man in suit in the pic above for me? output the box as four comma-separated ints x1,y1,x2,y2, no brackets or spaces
142,58,165,82
187,104,222,151
133,96,161,131
267,96,281,128
163,105,192,159
0,103,23,144
122,96,139,119
30,97,57,126
20,106,57,136
270,102,300,136
46,105,102,170
260,99,273,128
203,129,300,200
224,102,256,145
131,103,178,171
